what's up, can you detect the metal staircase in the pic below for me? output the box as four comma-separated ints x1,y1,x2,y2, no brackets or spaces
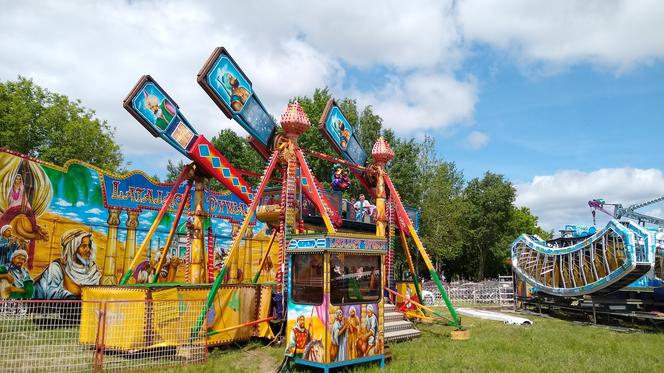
383,302,421,342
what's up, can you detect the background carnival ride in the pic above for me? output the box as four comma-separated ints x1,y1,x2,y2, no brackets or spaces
511,196,664,323
71,46,463,368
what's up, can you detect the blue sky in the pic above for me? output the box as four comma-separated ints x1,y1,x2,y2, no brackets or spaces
1,0,663,230
440,53,664,182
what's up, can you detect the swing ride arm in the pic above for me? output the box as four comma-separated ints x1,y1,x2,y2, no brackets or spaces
252,230,278,283
384,173,462,328
399,229,423,306
123,75,255,205
151,180,193,283
192,151,280,337
119,164,192,285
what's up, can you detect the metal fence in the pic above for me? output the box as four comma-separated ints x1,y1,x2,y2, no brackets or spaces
0,299,207,372
422,276,515,309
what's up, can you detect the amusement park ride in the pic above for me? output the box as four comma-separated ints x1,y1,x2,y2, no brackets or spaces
511,196,664,323
81,47,461,370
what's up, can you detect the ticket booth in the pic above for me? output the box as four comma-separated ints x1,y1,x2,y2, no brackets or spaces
284,234,386,371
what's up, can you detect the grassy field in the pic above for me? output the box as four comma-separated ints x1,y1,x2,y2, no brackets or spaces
161,313,664,373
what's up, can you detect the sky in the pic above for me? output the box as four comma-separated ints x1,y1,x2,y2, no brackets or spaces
1,0,663,231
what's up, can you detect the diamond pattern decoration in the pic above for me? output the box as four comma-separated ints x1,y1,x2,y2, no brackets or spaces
198,144,210,157
211,157,221,168
194,139,254,203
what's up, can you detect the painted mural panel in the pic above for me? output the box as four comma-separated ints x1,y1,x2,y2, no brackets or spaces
319,100,368,167
0,149,276,300
198,47,277,147
327,303,383,363
285,302,326,363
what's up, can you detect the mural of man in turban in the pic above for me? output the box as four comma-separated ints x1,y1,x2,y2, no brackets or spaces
331,308,349,362
0,225,21,267
363,305,378,356
287,314,311,358
0,249,33,299
34,229,101,299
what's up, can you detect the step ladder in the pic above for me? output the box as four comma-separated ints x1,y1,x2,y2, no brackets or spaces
498,275,515,310
384,302,421,342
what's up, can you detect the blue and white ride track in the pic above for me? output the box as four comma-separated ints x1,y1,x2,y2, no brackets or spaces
512,220,659,297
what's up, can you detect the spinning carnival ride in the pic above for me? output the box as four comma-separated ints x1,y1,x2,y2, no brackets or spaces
511,196,664,321
83,47,460,370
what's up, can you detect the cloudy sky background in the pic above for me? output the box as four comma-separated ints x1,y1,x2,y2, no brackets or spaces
1,0,663,231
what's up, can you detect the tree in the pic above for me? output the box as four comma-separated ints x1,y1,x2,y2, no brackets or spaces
463,173,515,280
419,161,468,275
357,105,383,153
0,76,123,171
165,159,187,183
210,129,264,174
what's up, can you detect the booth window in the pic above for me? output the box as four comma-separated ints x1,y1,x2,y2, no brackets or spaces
330,254,381,305
291,254,324,304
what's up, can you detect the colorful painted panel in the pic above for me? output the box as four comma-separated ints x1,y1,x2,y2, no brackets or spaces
198,47,277,147
189,136,255,204
319,100,368,166
101,171,252,224
0,149,275,300
123,76,199,157
328,303,383,363
286,302,327,363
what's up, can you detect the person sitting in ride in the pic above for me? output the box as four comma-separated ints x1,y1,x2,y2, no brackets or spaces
331,164,351,192
353,194,372,222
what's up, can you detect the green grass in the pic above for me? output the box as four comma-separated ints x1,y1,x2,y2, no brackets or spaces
160,314,664,373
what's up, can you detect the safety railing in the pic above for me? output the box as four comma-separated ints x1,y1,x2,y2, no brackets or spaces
0,299,207,372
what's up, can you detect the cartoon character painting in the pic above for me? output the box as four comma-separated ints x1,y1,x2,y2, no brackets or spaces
34,229,101,300
143,88,176,131
336,120,351,150
220,72,251,112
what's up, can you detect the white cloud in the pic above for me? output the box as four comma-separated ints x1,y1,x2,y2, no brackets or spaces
55,199,72,207
465,131,489,149
354,72,477,133
457,0,664,72
0,0,477,174
0,1,344,160
516,168,664,231
293,0,462,69
85,208,103,215
87,217,105,223
75,201,85,207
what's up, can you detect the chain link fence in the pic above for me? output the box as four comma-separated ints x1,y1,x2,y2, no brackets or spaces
0,299,207,372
